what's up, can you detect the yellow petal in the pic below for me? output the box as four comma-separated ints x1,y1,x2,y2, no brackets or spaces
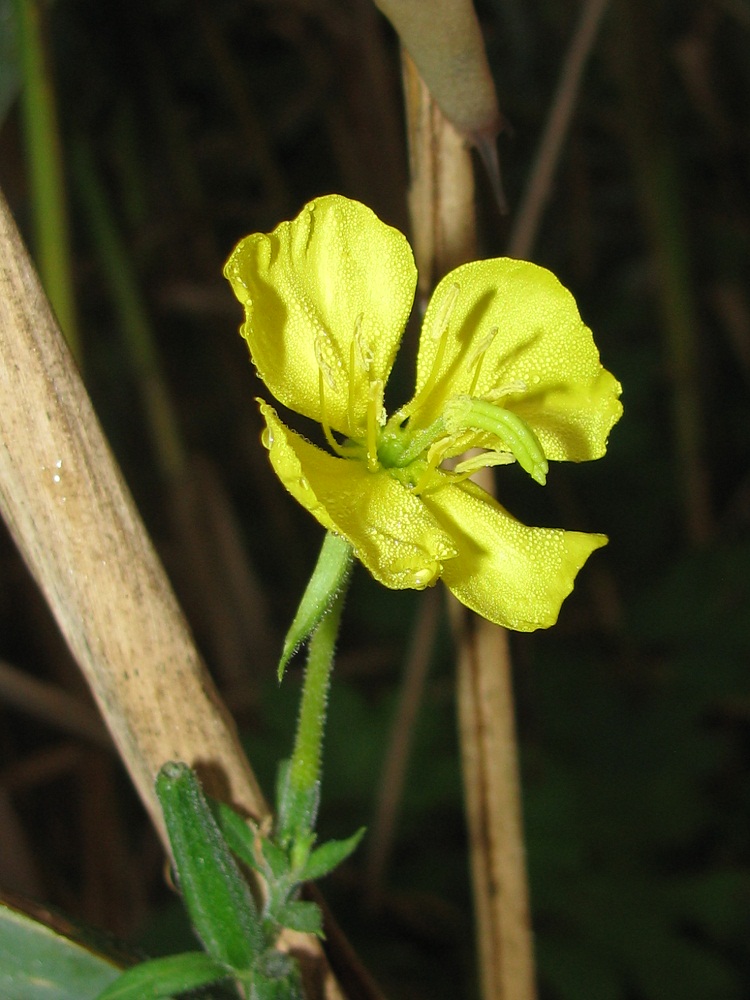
408,258,622,461
225,196,417,438
421,476,607,630
259,403,457,590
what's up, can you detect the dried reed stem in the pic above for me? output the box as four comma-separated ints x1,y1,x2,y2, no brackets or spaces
402,53,536,1000
509,0,610,261
0,188,348,1000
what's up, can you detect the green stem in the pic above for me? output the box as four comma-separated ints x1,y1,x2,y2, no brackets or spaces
287,583,347,811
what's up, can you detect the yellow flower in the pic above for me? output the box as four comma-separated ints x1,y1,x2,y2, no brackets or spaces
224,195,622,631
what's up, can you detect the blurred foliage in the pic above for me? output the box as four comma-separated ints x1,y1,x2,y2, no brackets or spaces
1,0,750,998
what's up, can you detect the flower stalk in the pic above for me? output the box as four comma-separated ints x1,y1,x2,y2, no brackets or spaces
284,582,347,842
277,531,353,847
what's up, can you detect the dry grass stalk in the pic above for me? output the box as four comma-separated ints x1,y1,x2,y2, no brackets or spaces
0,186,350,1000
402,52,537,1000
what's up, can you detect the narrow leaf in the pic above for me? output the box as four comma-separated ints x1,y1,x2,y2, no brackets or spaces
156,762,262,971
260,837,290,881
275,900,323,937
210,799,263,874
0,899,121,999
298,827,366,881
95,952,229,1000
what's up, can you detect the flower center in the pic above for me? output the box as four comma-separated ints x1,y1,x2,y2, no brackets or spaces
311,296,548,492
376,395,547,487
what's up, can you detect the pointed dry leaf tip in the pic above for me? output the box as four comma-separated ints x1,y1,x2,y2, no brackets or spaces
473,126,508,214
373,0,501,139
225,195,623,631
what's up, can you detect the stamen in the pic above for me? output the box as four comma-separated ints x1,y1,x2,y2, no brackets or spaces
467,326,498,397
405,282,461,417
354,314,373,372
410,441,453,495
314,331,342,391
366,379,383,471
484,379,528,402
444,395,549,485
431,282,461,342
348,337,357,433
318,369,350,458
453,451,515,476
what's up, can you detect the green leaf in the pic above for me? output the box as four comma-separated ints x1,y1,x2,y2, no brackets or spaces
259,838,290,881
209,800,263,875
278,531,353,679
155,763,262,971
0,899,121,1000
275,901,323,937
94,952,230,1000
297,827,366,881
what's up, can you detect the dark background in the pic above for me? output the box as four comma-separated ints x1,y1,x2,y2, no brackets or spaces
1,1,749,997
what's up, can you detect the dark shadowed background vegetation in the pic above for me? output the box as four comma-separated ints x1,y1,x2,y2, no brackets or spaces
1,0,750,997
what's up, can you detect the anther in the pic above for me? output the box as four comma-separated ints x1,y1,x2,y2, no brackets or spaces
314,332,342,391
467,326,498,397
484,380,528,402
366,379,383,471
354,314,373,372
404,282,462,418
453,451,515,476
431,282,461,341
318,369,349,459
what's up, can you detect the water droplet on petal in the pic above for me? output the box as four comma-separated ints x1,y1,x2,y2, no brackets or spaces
409,566,439,589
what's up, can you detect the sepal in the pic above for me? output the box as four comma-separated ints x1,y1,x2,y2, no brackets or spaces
279,531,353,679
